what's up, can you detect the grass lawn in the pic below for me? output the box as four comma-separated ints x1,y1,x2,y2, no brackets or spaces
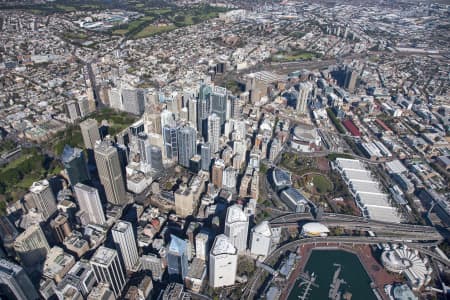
63,32,88,40
112,15,154,36
1,154,32,172
145,8,173,15
312,174,333,194
133,24,176,39
272,50,318,62
55,4,76,12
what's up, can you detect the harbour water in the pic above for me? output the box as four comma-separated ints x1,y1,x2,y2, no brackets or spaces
287,249,377,300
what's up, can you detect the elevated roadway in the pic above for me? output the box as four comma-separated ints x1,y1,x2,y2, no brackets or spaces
269,212,442,240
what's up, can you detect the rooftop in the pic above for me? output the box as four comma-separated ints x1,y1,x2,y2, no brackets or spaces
226,204,248,224
211,234,236,256
91,246,117,266
252,221,272,237
30,179,50,193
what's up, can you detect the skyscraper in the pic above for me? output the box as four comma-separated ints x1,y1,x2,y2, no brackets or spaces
209,234,237,288
94,141,127,206
29,179,57,221
0,216,19,257
73,183,105,225
137,132,152,165
167,235,189,282
150,146,163,172
207,113,220,154
210,86,227,128
90,246,126,298
57,261,97,298
250,221,273,257
0,259,39,300
112,221,140,272
344,67,358,93
187,98,197,129
224,205,249,253
197,84,211,138
212,159,225,188
296,82,312,114
14,224,50,267
230,96,242,119
121,88,145,115
160,109,175,129
200,142,211,171
80,118,101,150
222,167,237,191
163,125,178,161
61,145,90,186
195,231,209,261
177,126,196,168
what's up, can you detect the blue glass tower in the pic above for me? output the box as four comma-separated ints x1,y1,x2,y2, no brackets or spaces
167,235,189,282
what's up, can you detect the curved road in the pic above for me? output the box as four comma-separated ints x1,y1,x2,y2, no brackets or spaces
244,235,449,299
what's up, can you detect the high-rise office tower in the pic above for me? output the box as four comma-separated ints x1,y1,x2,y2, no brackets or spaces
0,259,39,300
62,145,90,186
0,216,19,257
207,113,220,154
144,112,162,135
80,118,101,150
167,235,189,282
174,184,195,218
197,97,210,138
200,143,211,171
66,101,81,123
180,107,188,122
163,125,178,161
129,120,145,137
94,141,127,206
296,82,312,114
222,167,237,191
50,213,72,244
121,88,145,115
210,86,227,128
250,221,273,257
150,146,163,172
57,261,97,298
109,87,122,110
198,84,211,137
195,231,209,261
187,98,197,129
230,96,241,119
29,179,57,221
224,204,249,253
14,224,50,267
177,126,196,168
137,133,152,165
112,221,140,272
160,110,175,129
212,159,225,188
90,246,126,298
344,68,358,93
209,234,237,288
73,183,105,225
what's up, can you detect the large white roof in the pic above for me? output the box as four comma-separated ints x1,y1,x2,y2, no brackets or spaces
302,222,329,234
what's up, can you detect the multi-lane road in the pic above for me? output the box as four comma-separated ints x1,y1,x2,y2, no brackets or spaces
269,212,442,240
